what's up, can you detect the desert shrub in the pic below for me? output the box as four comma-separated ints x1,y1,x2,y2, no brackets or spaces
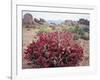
38,26,53,34
68,25,88,40
72,25,84,35
61,25,70,31
83,27,89,33
81,32,89,40
73,34,81,40
24,32,83,68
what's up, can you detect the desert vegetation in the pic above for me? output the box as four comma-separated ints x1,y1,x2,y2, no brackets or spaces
22,13,89,69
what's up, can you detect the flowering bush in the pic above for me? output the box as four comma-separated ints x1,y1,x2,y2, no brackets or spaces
24,32,83,68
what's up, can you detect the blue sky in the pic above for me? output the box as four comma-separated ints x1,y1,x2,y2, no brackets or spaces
23,11,90,21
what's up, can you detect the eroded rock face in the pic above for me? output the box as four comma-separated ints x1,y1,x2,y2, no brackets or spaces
22,13,47,28
78,18,89,26
22,13,34,28
39,18,46,23
34,18,40,23
64,20,78,26
34,18,46,25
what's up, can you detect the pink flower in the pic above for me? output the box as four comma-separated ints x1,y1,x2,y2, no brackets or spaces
24,32,83,68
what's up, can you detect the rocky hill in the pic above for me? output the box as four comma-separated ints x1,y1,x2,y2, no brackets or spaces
22,13,47,28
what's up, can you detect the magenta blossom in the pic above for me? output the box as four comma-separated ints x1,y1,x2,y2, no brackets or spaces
24,32,83,68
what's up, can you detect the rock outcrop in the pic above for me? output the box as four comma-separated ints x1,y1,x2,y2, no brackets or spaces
22,13,47,28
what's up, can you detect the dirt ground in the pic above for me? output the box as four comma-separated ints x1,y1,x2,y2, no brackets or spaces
77,39,89,66
22,27,89,69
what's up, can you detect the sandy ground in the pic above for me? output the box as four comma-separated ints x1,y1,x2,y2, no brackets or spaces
22,27,89,69
22,28,36,68
77,39,89,66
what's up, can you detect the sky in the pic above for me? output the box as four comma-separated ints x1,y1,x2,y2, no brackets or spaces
22,11,90,21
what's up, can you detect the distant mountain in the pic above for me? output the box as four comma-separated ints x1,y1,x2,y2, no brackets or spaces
47,20,64,24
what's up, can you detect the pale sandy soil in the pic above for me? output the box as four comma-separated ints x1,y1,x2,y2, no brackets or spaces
22,28,36,69
22,27,89,69
77,39,89,66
